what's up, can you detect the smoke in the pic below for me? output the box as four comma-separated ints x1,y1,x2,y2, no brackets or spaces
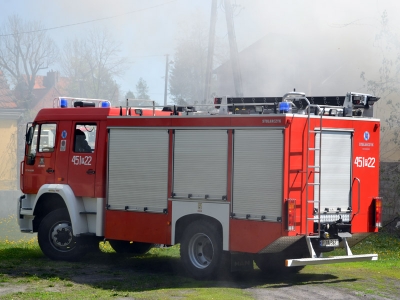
2,0,397,100
2,0,400,220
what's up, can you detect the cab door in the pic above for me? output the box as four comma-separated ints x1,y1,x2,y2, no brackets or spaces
67,122,98,197
22,123,58,194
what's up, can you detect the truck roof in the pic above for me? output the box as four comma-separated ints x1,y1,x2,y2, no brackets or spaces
33,92,381,123
34,107,173,122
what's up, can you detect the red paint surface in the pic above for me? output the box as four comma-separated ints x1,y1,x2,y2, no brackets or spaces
23,106,380,249
22,122,58,194
105,210,170,244
229,219,284,253
66,121,98,197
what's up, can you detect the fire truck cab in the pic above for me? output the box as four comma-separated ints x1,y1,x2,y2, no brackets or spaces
18,93,381,279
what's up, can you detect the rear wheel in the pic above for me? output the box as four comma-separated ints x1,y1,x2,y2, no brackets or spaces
180,220,223,280
38,208,84,261
108,240,153,255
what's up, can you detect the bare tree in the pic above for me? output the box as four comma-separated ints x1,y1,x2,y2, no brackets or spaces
0,15,59,108
361,11,400,161
169,11,228,106
169,19,209,106
62,28,128,104
361,11,400,220
136,77,151,99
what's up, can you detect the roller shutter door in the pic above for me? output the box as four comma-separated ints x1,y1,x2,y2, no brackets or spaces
315,131,352,212
107,128,169,212
173,130,227,200
232,129,283,221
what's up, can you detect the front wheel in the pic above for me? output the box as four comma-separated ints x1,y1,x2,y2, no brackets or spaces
180,220,223,280
37,208,84,261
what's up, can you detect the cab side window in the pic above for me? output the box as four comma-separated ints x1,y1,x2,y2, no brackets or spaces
74,124,96,153
28,126,39,157
38,124,57,153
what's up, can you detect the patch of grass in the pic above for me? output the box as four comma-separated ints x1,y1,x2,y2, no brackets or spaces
0,215,33,242
281,232,400,298
0,274,10,283
0,213,399,299
0,229,253,299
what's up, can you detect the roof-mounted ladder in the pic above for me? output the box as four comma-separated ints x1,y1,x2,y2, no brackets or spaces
305,104,323,239
290,95,323,239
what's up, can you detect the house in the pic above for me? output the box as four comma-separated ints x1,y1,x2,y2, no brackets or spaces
30,71,68,111
0,71,24,190
0,71,68,191
213,33,377,98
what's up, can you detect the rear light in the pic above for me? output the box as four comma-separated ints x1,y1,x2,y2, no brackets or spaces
287,198,296,231
374,197,382,228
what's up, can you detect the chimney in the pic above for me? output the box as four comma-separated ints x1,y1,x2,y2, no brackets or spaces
44,70,59,88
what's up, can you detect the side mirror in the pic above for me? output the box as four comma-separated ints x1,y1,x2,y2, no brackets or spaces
26,126,34,145
26,153,35,165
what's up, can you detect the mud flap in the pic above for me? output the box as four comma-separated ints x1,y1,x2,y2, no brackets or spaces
230,253,253,272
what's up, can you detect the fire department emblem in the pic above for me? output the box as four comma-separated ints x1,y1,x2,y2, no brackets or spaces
364,131,370,141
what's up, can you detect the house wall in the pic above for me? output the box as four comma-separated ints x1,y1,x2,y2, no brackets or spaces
380,162,400,223
0,118,18,190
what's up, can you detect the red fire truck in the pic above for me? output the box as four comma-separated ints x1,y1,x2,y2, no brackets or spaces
18,92,381,279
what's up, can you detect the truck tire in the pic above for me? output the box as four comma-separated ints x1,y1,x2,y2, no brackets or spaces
108,240,153,255
254,253,304,274
83,236,101,253
180,220,223,280
37,208,84,261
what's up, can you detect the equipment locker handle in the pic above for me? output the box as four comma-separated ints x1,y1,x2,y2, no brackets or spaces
86,169,96,175
352,177,361,217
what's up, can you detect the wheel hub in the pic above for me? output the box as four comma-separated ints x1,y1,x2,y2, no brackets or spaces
50,223,73,249
188,233,214,269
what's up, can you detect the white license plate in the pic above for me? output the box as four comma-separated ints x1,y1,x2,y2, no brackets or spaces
319,239,339,247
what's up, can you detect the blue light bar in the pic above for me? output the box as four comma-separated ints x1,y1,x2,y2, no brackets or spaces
60,98,68,108
279,102,291,113
101,101,111,108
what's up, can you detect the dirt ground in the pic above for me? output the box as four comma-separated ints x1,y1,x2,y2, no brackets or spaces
248,285,391,300
0,251,398,300
0,274,394,300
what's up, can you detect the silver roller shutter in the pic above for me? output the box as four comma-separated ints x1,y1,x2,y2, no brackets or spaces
315,131,352,212
107,128,169,212
173,130,227,200
232,129,283,221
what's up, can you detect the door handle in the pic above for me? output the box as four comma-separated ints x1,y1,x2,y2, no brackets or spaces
46,168,54,174
86,169,96,175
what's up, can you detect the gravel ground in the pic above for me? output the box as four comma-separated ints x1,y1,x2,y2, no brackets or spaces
248,285,392,300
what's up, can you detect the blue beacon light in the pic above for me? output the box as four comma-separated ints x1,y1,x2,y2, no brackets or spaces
279,102,291,113
101,101,111,108
60,98,68,108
